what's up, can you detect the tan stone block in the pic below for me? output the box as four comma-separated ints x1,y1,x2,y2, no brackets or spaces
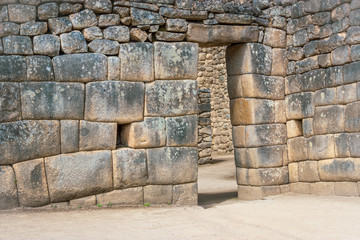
289,163,299,183
236,167,250,185
302,118,314,137
336,83,357,104
241,74,284,100
13,158,49,207
107,56,120,80
235,145,285,168
232,125,245,148
274,100,286,123
334,182,359,197
271,48,288,76
345,101,360,132
261,186,281,197
286,120,303,139
286,92,314,120
246,124,286,147
79,121,117,151
96,187,143,206
307,135,335,160
313,105,345,134
238,185,263,200
319,158,360,181
61,120,79,154
249,166,289,186
298,161,320,182
0,166,18,210
310,182,335,196
290,182,311,194
227,75,242,100
263,28,286,48
280,184,290,193
287,137,308,162
69,195,96,207
144,185,172,205
172,183,198,206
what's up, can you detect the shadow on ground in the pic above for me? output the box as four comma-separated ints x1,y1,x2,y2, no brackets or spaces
198,191,238,208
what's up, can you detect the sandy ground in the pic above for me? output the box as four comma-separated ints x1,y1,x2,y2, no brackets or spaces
1,155,360,240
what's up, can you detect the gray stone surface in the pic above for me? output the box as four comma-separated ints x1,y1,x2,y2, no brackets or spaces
147,147,197,184
112,148,147,189
313,105,345,134
166,18,187,32
33,34,60,57
131,7,164,26
121,117,166,148
85,81,144,123
45,150,112,202
108,56,120,80
84,0,112,13
60,3,83,15
103,26,130,42
351,45,360,61
53,53,107,82
20,22,47,36
60,31,87,54
307,135,335,160
0,22,20,37
13,158,50,207
83,26,103,41
3,36,33,55
241,74,284,100
286,92,314,119
38,2,59,20
166,115,198,147
0,56,26,82
349,9,360,25
8,4,36,23
130,28,148,42
69,195,96,207
96,187,143,206
61,120,79,154
154,42,198,80
0,166,18,210
344,62,360,84
26,56,54,81
235,145,286,168
172,183,197,205
144,185,172,205
249,166,289,186
345,102,360,132
48,17,73,35
160,7,207,20
346,26,360,44
21,82,84,120
0,120,60,165
155,31,185,41
245,124,286,147
98,14,121,27
145,80,198,117
0,82,21,122
79,121,117,151
88,39,119,55
119,42,154,81
69,9,97,30
319,158,360,181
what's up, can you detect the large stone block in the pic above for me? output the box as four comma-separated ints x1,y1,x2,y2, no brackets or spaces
344,62,360,84
8,4,36,23
236,167,250,185
3,36,33,55
232,125,245,148
186,23,259,44
112,148,147,189
53,53,107,82
245,124,286,147
119,43,154,81
33,34,61,57
121,117,166,148
285,92,314,120
271,48,288,76
227,75,242,100
235,145,286,168
69,196,96,207
349,133,360,157
249,166,289,186
69,9,97,29
237,185,263,201
79,121,117,151
286,120,303,139
230,98,275,125
331,45,350,65
314,88,337,106
131,7,164,25
334,133,351,157
263,28,286,48
345,102,360,132
166,115,198,147
85,81,144,123
335,182,359,197
0,82,21,122
241,74,284,100
147,147,197,184
0,58,25,82
26,56,54,81
319,158,360,181
226,43,272,76
21,82,84,120
0,120,60,165
298,161,320,182
289,182,311,194
13,158,50,207
96,187,143,206
61,120,79,154
60,31,87,54
313,105,345,134
0,166,18,210
45,150,112,202
144,185,172,205
145,80,197,117
310,182,335,196
154,42,198,80
287,137,308,162
172,183,197,205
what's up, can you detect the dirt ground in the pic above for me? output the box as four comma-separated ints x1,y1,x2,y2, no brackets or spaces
1,155,360,240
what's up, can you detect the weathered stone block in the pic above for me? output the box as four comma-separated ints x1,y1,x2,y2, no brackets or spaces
289,182,311,194
285,92,314,120
236,167,250,185
272,48,288,77
318,54,332,68
53,53,107,82
345,102,360,132
20,22,47,36
69,9,97,30
232,125,245,148
3,36,33,55
351,45,360,61
155,31,185,42
84,0,112,13
160,7,207,20
144,185,172,205
349,133,360,158
13,158,49,207
346,26,360,44
83,26,103,41
358,83,360,100
166,18,187,32
98,14,121,27
241,74,284,100
226,43,272,76
33,34,60,57
352,0,360,9
85,81,144,123
119,43,153,81
21,82,84,120
112,148,147,189
8,4,36,23
103,26,130,42
59,3,83,15
38,2,59,20
350,9,360,25
0,22,19,37
154,42,198,80
331,45,350,65
121,117,166,148
302,118,314,137
319,158,360,181
307,135,335,160
274,100,286,123
245,124,286,147
79,121,117,151
0,82,21,122
61,120,79,154
88,39,119,55
26,56,54,81
173,183,197,205
69,195,96,207
166,115,197,147
235,145,286,168
108,56,120,80
96,187,143,206
337,83,357,104
293,29,309,47
238,185,263,201
335,133,351,157
288,163,298,183
287,137,308,162
314,88,337,106
249,166,289,186
145,80,197,117
287,120,302,139
298,161,320,182
335,182,359,196
344,62,360,84
0,166,18,210
60,31,87,54
263,28,286,48
0,120,60,165
45,150,112,202
230,98,275,125
227,75,242,100
312,105,345,135
285,75,301,95
130,28,148,42
48,17,73,35
310,182,335,196
186,23,259,44
147,147,197,184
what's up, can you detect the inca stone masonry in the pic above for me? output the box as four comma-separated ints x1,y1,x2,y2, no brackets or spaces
1,0,360,209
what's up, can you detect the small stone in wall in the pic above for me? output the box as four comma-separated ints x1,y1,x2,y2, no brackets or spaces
121,16,132,25
20,22,47,36
3,36,33,55
113,6,130,18
215,14,253,25
60,31,87,54
69,9,98,30
0,6,9,22
38,2,59,20
0,166,18,210
98,14,121,27
0,22,20,37
83,26,103,41
48,17,73,35
155,31,185,41
130,28,147,42
33,34,60,57
144,185,172,205
131,7,164,26
103,26,130,42
88,39,120,55
59,3,83,15
84,0,112,13
166,18,187,32
8,4,36,23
